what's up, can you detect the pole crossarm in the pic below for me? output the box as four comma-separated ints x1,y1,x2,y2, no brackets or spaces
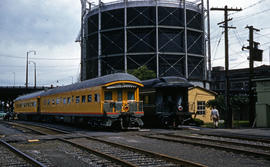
219,26,236,29
210,7,242,11
217,18,233,25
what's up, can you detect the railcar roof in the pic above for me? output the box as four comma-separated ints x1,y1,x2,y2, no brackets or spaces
15,90,44,101
15,73,141,101
142,76,192,88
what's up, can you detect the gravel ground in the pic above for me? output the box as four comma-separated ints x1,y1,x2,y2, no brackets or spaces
0,122,26,136
2,121,270,167
0,143,35,167
99,134,270,167
12,140,121,167
0,121,45,142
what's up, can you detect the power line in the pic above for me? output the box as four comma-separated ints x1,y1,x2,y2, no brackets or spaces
211,33,223,63
233,7,270,22
30,57,79,60
231,60,247,69
229,0,267,16
255,32,270,40
261,41,270,46
261,26,270,30
0,65,78,69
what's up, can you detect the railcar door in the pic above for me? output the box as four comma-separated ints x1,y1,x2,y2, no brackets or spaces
122,89,136,112
156,88,187,113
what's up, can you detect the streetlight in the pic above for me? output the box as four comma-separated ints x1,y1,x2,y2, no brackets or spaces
29,61,37,88
26,50,36,88
70,76,73,84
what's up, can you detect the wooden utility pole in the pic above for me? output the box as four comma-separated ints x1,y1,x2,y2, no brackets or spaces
243,26,260,127
211,6,242,128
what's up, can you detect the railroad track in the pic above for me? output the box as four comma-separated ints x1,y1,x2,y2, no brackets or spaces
64,136,207,167
0,139,46,167
6,121,69,135
195,132,270,144
4,122,206,166
142,133,270,160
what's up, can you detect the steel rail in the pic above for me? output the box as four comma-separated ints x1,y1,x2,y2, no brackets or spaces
58,138,137,167
196,132,270,144
83,135,207,167
143,135,270,160
0,139,47,167
7,122,69,135
164,133,270,151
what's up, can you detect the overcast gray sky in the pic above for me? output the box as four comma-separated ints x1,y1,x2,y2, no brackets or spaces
0,0,269,87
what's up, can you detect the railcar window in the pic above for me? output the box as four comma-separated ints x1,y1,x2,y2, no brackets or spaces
63,98,66,104
67,97,71,104
177,96,182,105
105,91,112,100
52,99,55,105
56,98,60,104
33,102,36,107
95,94,100,102
88,95,92,102
128,91,135,100
76,96,80,103
117,90,122,101
82,95,86,103
197,101,206,115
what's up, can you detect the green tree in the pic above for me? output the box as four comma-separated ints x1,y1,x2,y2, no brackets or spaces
128,65,156,80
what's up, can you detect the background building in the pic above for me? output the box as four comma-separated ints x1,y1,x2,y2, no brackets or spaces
211,65,270,95
189,86,216,123
80,0,210,88
254,78,270,127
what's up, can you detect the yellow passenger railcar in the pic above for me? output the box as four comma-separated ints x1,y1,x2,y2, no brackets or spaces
14,73,144,129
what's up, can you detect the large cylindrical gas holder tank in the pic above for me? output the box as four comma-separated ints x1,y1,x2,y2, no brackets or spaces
81,0,206,84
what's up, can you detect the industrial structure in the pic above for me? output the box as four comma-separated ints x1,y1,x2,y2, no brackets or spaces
79,0,211,88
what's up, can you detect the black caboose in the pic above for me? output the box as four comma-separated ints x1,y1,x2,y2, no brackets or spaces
140,77,193,127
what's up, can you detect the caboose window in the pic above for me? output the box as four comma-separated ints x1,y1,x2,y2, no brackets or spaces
117,90,122,101
47,99,50,105
88,95,92,102
197,101,206,115
63,98,66,104
105,91,112,100
76,96,80,103
82,95,86,103
52,99,55,105
128,91,135,100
